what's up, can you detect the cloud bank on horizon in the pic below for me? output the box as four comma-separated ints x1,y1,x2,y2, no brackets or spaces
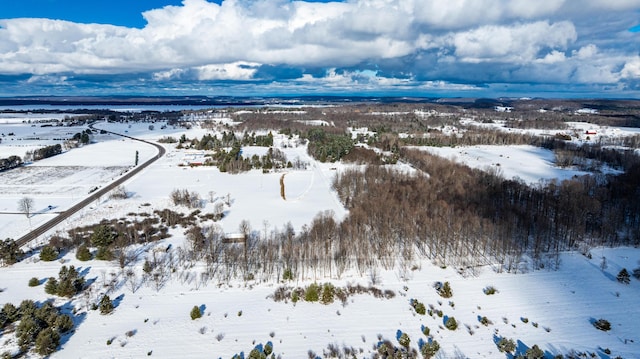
1,0,639,97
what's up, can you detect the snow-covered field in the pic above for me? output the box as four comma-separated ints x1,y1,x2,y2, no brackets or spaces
1,113,639,358
420,145,589,185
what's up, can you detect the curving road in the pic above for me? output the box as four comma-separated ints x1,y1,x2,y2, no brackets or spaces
15,129,166,248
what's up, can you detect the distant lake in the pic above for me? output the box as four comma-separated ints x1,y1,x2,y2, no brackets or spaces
0,104,221,112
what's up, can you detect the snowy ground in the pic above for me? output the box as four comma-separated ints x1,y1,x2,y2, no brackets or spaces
419,145,589,185
1,246,638,358
1,114,639,358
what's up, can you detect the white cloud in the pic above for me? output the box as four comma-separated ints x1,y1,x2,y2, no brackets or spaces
0,0,639,93
621,57,640,79
451,21,576,64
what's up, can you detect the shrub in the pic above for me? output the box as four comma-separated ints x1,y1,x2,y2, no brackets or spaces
521,317,529,323
444,317,458,330
304,283,320,302
54,314,74,333
593,319,611,331
436,281,453,298
34,327,60,356
190,306,202,320
321,283,335,304
633,267,640,280
39,245,58,261
617,268,631,284
76,245,92,261
525,344,544,359
28,277,39,287
398,332,410,348
412,299,426,315
479,316,492,326
422,325,430,337
483,286,497,295
420,339,440,359
44,277,58,295
496,337,516,353
99,295,114,315
282,268,294,281
95,246,114,261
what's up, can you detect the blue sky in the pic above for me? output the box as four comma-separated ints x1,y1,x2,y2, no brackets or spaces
1,0,639,98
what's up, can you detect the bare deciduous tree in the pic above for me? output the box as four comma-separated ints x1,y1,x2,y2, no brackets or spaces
18,197,35,218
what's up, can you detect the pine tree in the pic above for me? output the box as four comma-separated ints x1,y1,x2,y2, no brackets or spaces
190,305,202,320
497,338,516,353
99,295,114,315
617,268,631,284
34,327,60,356
398,332,410,348
525,344,544,359
75,245,92,261
420,340,440,359
39,245,58,261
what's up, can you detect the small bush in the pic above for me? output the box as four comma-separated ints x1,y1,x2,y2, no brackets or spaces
632,267,640,280
420,339,440,359
435,281,453,298
398,332,410,348
422,325,430,337
76,245,92,261
444,317,458,330
321,283,335,304
412,299,426,315
305,283,320,302
593,319,611,331
483,286,497,295
525,344,544,359
479,316,492,326
34,327,60,356
190,306,202,320
39,245,58,261
95,246,114,261
283,268,294,281
521,317,529,324
28,277,39,287
44,277,58,295
496,337,516,353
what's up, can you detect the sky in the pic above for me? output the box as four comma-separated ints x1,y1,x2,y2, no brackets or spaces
0,0,640,98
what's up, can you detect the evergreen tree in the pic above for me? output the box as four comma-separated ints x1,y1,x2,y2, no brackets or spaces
617,268,631,284
496,338,516,353
90,225,116,248
34,327,60,356
99,295,114,315
445,317,458,330
75,245,92,261
44,277,58,295
398,332,410,348
190,305,202,320
0,239,23,265
54,314,74,333
420,340,440,359
525,344,544,359
39,245,58,261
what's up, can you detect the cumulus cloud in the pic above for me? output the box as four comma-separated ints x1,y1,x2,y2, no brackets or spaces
0,0,639,95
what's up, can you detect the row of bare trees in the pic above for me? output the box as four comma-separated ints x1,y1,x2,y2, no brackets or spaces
175,147,640,283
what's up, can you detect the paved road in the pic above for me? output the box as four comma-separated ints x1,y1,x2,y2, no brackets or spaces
15,129,166,248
